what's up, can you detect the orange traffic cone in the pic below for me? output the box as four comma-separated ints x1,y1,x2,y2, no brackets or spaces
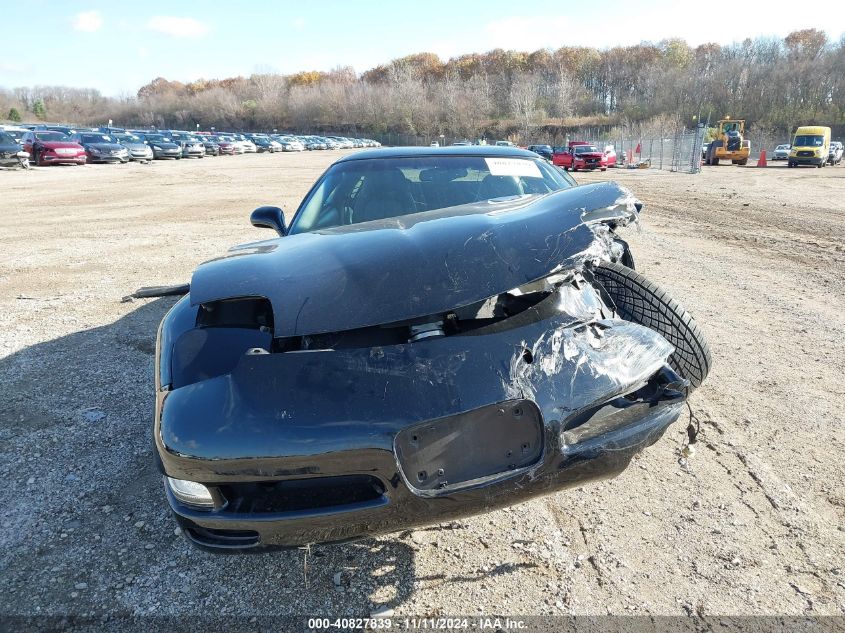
757,149,767,167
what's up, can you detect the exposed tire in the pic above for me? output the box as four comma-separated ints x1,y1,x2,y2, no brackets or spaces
592,262,712,390
738,158,748,165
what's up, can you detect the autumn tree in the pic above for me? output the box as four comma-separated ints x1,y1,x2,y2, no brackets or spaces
15,31,843,141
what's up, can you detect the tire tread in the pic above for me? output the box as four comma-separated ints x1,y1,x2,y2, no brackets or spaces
593,262,712,389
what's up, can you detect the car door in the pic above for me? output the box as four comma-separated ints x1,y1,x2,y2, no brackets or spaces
22,132,35,154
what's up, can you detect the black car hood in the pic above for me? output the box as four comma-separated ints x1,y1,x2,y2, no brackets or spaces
189,182,638,338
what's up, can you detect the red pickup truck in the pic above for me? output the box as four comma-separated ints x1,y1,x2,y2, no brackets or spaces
552,142,610,171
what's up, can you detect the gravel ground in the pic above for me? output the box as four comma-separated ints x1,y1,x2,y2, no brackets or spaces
1,153,843,622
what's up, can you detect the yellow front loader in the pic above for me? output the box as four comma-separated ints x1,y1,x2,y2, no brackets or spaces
704,118,751,165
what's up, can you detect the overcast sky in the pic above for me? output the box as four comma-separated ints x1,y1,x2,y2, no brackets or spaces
2,0,843,96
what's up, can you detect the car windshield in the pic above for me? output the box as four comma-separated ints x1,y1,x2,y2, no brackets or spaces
115,134,141,142
776,145,789,150
36,131,68,141
574,145,599,154
146,135,169,143
80,134,111,143
290,155,575,235
793,135,824,147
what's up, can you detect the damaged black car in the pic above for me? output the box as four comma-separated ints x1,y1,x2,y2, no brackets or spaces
153,146,711,551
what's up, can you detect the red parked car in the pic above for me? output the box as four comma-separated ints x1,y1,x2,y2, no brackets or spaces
21,131,87,166
211,135,237,155
552,142,608,172
602,144,618,168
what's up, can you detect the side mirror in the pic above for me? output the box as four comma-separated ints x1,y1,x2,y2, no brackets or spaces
250,206,287,236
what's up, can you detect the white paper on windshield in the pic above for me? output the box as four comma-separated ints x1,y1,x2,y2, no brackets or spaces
485,157,542,178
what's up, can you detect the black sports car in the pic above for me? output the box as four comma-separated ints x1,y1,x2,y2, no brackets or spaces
153,146,711,551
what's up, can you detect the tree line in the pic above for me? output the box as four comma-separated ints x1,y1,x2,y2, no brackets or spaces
2,29,842,142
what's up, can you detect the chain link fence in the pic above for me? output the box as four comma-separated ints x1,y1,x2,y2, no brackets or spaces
603,125,706,174
370,126,707,174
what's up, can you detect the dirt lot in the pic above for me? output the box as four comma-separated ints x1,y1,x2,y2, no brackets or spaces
1,153,843,621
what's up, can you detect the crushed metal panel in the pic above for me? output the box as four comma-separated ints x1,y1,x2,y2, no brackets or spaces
187,182,639,337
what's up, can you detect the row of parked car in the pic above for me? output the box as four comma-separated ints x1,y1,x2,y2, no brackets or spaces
0,124,381,168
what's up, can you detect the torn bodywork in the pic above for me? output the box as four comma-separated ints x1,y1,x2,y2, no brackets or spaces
155,177,696,551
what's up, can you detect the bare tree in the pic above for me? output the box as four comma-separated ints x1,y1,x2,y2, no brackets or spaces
509,73,544,143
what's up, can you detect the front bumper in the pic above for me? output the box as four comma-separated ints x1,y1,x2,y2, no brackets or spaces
576,159,605,170
790,155,823,165
153,149,182,159
168,386,682,551
41,155,86,164
0,151,29,166
156,295,686,551
88,152,128,163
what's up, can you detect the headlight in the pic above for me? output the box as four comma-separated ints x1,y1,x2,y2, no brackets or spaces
152,145,162,151
90,148,101,155
165,476,215,509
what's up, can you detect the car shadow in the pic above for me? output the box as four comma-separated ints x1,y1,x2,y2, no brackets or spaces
0,297,416,617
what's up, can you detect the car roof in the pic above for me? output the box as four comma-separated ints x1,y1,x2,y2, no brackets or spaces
335,145,540,162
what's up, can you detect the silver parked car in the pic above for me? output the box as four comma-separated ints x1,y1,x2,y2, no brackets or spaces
170,133,206,159
113,133,154,162
828,141,843,165
772,144,791,160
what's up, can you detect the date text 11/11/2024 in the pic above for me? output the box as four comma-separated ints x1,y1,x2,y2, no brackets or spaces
307,616,528,630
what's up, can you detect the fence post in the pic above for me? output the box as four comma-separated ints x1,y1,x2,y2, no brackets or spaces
659,136,663,170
